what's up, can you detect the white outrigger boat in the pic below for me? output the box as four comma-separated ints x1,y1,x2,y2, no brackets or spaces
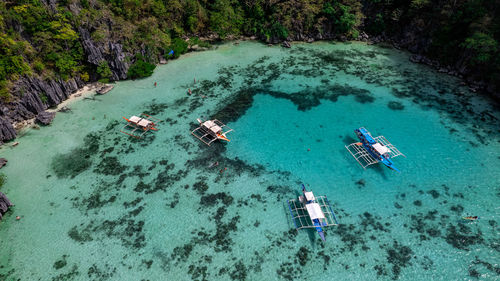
287,185,339,241
345,127,405,172
120,113,161,138
191,118,233,146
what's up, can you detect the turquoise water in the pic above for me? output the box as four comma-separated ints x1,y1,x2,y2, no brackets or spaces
0,41,499,280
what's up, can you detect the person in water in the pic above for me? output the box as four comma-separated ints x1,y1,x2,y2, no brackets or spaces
154,82,157,87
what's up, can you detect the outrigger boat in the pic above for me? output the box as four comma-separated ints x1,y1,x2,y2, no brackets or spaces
345,127,405,172
462,216,480,221
287,185,339,241
120,113,161,138
191,118,233,146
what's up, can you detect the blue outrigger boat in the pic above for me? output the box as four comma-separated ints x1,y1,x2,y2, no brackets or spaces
287,185,339,241
345,127,405,172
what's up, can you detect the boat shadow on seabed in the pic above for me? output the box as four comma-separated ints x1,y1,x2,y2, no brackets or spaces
285,189,330,247
342,133,389,180
282,199,321,247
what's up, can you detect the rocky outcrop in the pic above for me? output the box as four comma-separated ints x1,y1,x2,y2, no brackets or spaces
36,111,56,125
0,158,7,169
79,27,130,81
0,118,16,143
0,192,13,220
13,76,82,109
0,76,85,142
0,22,135,143
79,27,106,66
108,42,129,80
40,0,58,13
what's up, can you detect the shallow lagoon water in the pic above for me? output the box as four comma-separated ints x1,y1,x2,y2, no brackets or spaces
0,41,499,280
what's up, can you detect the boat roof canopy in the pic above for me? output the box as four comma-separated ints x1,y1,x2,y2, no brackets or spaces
129,116,141,123
304,191,315,201
129,115,153,127
373,143,390,154
306,203,325,220
138,119,152,127
203,120,222,133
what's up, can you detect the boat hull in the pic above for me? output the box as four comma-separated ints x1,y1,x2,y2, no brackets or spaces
313,219,326,241
355,128,400,172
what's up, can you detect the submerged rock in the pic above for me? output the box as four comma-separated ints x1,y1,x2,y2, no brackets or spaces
36,111,56,125
0,158,7,169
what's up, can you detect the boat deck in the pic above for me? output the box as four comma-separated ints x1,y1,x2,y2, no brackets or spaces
287,196,339,230
345,135,405,169
120,113,161,139
191,119,232,146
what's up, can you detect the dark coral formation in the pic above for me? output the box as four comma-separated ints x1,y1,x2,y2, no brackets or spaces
94,157,127,176
387,101,405,110
53,255,68,270
32,45,500,281
386,241,414,280
51,133,101,178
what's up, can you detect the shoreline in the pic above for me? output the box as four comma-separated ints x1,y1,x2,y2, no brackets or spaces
12,83,104,136
4,38,497,144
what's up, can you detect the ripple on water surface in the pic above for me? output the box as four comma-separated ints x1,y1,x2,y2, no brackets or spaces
0,41,499,281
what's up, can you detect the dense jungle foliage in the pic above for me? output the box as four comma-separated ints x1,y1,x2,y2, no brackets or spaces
0,0,499,101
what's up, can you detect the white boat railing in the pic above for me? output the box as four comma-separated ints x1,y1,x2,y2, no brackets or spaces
345,135,405,169
120,113,161,139
287,195,339,230
191,119,233,146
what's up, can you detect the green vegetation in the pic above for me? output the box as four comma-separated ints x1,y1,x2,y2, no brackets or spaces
364,0,499,88
39,92,48,103
97,61,113,82
188,37,211,49
127,55,156,79
167,38,189,59
461,32,498,65
0,0,498,98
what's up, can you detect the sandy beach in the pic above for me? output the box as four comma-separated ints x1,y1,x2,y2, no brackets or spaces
12,83,109,134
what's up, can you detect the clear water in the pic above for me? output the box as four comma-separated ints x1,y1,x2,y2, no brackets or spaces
0,41,499,281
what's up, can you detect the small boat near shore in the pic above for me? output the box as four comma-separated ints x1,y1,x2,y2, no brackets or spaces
96,84,114,95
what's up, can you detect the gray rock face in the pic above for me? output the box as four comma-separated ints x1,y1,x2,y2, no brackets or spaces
0,118,16,142
79,27,130,81
0,192,13,220
36,111,56,125
40,0,58,13
0,20,137,143
79,27,105,66
0,76,84,142
109,42,129,80
13,76,82,109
